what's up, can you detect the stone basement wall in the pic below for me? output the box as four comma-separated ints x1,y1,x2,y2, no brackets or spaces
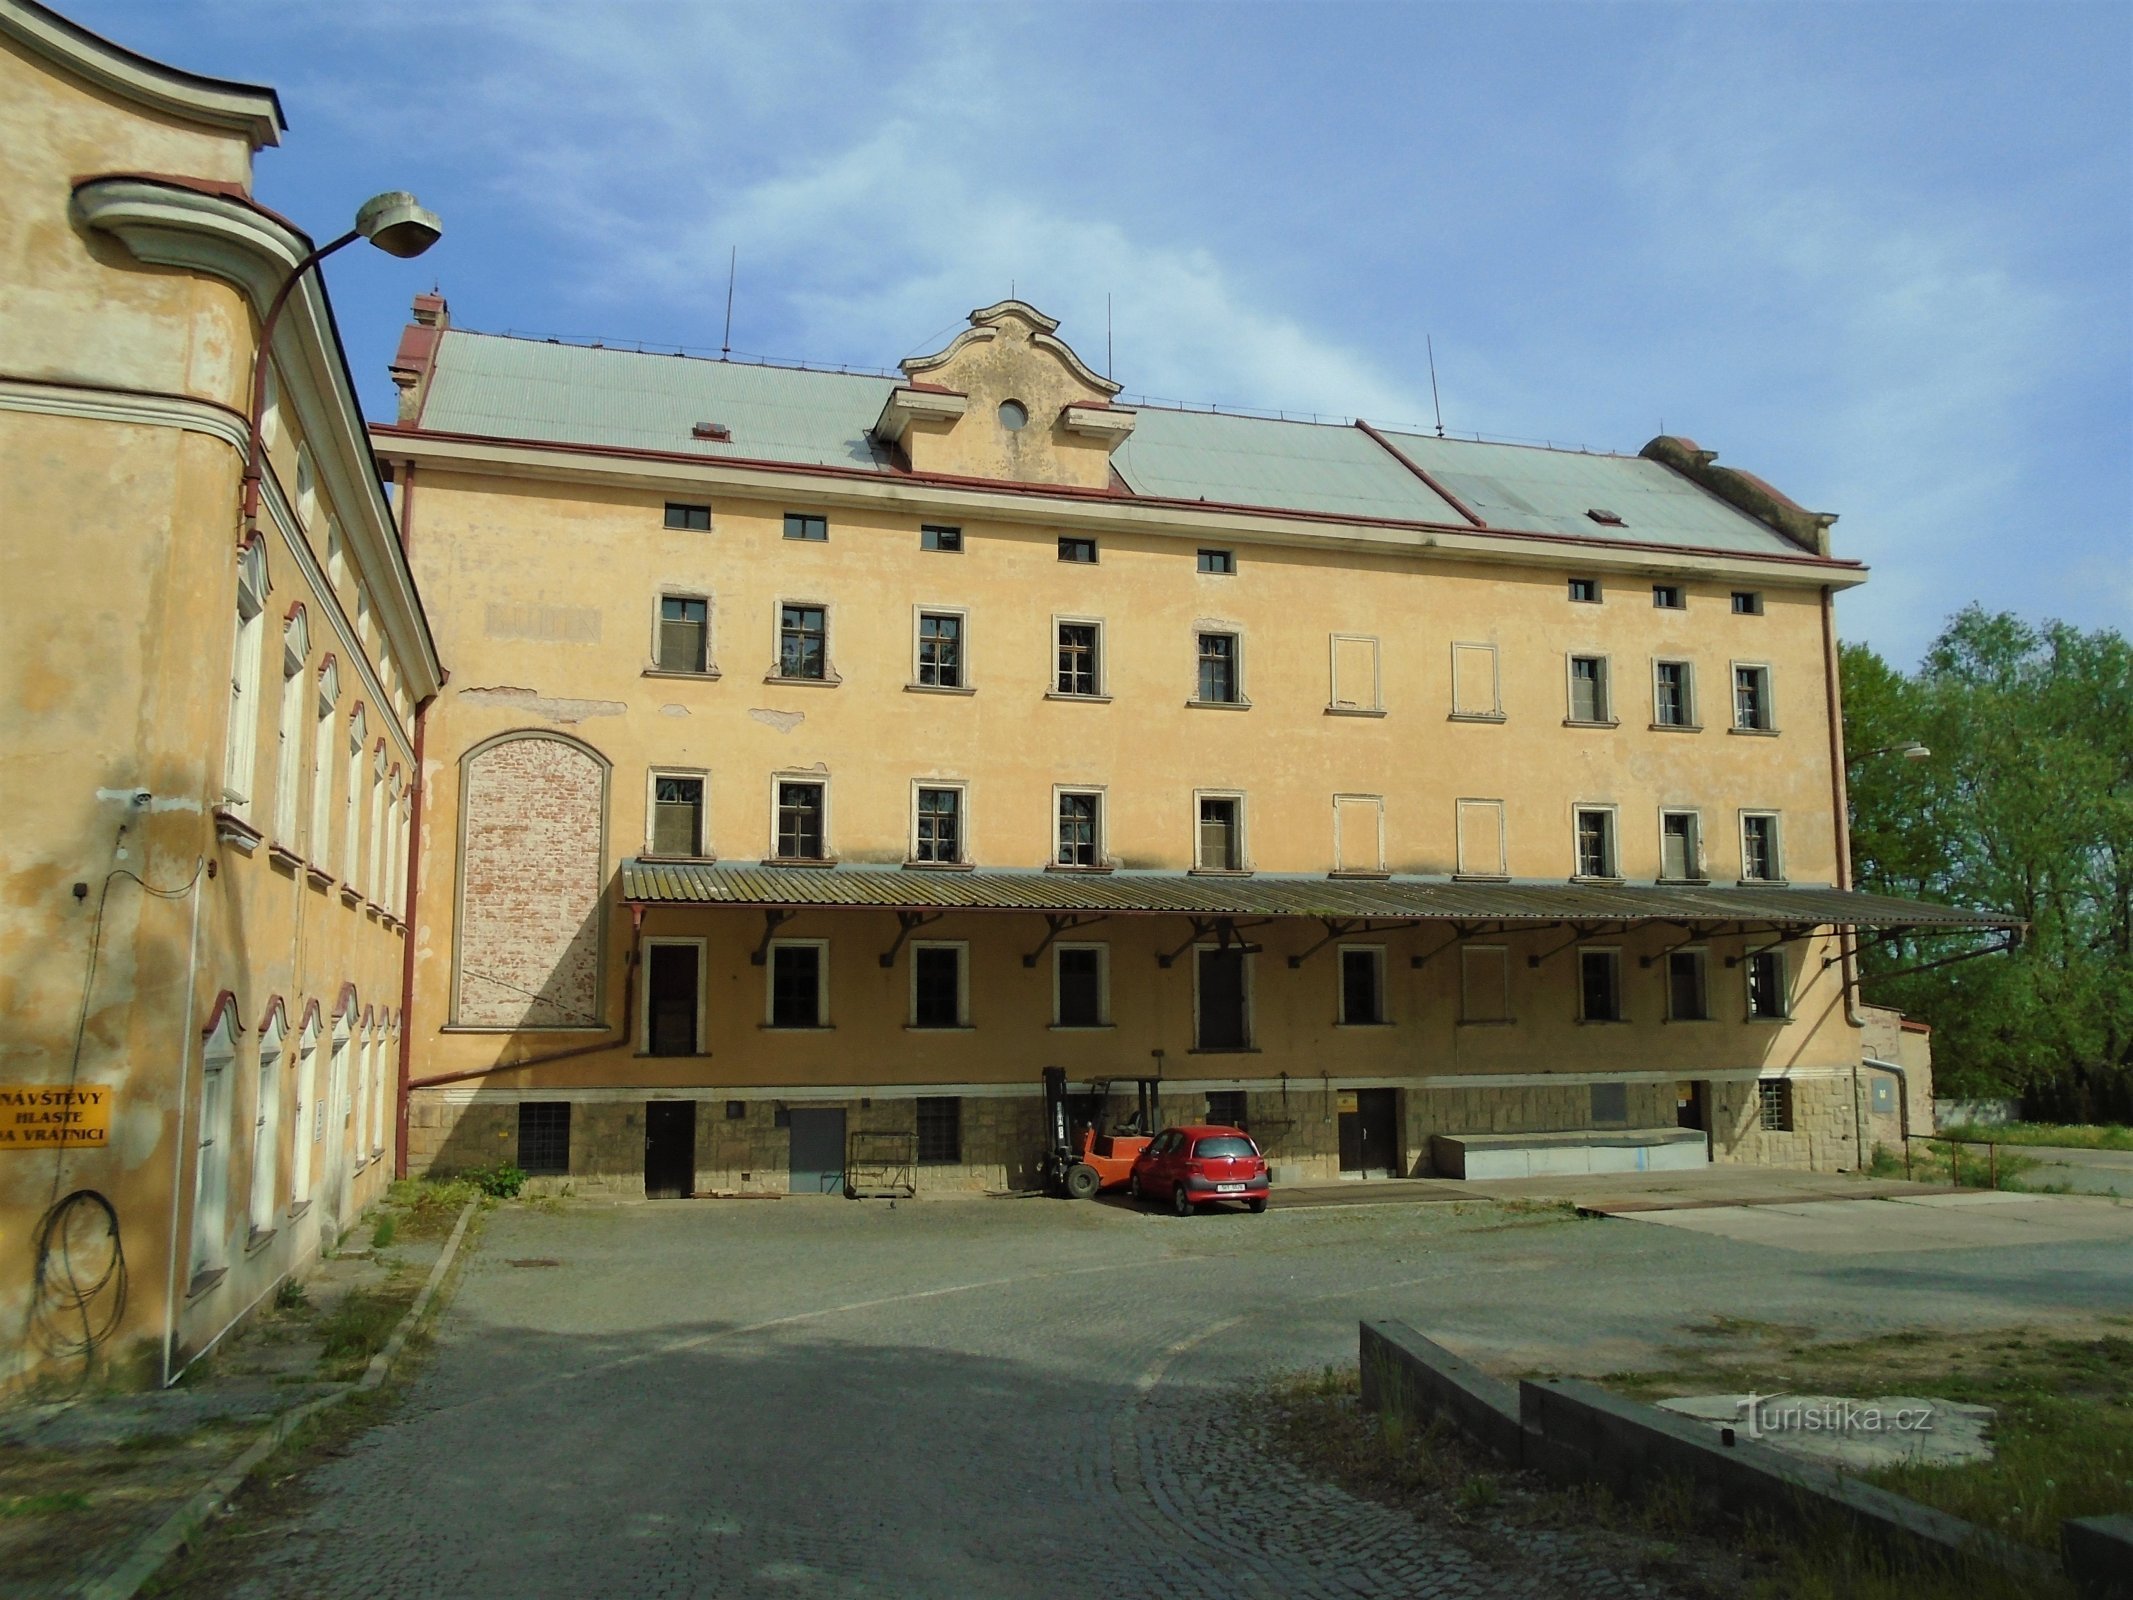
1730,1073,1861,1172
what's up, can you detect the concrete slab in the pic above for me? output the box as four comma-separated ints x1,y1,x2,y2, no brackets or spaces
1657,1392,1996,1471
1608,1193,2133,1255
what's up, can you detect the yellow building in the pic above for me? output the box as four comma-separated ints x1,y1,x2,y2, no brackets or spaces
377,296,2007,1198
0,1,442,1391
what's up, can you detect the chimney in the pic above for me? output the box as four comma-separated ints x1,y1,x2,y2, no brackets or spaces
390,291,450,424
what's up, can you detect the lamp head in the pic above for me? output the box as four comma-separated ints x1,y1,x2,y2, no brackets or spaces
354,191,442,259
1901,742,1931,760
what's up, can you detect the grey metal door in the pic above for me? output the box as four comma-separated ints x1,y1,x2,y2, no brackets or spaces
788,1107,846,1194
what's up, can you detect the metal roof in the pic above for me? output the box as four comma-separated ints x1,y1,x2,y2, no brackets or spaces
1108,408,1466,524
618,862,2017,931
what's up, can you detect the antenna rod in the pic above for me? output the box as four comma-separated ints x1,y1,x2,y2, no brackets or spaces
1427,334,1445,437
1107,293,1113,379
721,247,736,360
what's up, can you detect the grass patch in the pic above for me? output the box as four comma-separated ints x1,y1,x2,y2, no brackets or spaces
315,1283,419,1381
1939,1121,2133,1152
1868,1141,2040,1189
370,1212,398,1250
385,1177,482,1239
0,1490,91,1516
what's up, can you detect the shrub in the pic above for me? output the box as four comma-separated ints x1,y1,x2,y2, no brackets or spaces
463,1162,526,1199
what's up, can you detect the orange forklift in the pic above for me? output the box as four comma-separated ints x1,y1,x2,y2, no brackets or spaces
1042,1065,1163,1199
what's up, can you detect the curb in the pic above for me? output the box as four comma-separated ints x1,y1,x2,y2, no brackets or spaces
80,1198,481,1600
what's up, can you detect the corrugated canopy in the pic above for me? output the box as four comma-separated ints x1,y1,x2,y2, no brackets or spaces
618,862,2017,931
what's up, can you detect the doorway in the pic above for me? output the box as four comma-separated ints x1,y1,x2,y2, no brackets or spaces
647,944,699,1056
1676,1079,1711,1158
788,1106,846,1194
1337,1087,1399,1178
1195,947,1249,1050
644,1100,696,1198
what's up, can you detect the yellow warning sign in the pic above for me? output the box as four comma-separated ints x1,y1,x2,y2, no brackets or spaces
0,1086,111,1149
1337,1091,1359,1114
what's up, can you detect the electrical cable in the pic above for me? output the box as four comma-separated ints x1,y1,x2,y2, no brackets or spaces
28,1190,127,1369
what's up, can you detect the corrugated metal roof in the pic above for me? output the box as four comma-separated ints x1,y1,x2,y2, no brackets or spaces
1376,430,1797,555
1108,408,1466,524
420,332,896,470
617,863,2017,930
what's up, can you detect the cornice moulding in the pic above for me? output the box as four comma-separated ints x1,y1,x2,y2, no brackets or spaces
0,0,283,148
872,386,968,446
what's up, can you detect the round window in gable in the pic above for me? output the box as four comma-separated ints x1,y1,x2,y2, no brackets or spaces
998,399,1029,432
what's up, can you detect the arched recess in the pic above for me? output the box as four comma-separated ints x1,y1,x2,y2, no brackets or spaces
452,730,611,1029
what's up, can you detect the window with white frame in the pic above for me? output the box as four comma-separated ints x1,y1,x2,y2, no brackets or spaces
777,603,829,680
1195,632,1241,704
1567,654,1612,724
1745,948,1789,1019
223,541,268,813
296,1017,328,1204
374,1013,395,1155
1652,660,1695,728
1460,946,1511,1023
1667,948,1710,1021
913,784,964,864
1456,798,1507,877
190,1012,237,1278
1579,947,1623,1022
1054,944,1109,1028
1328,633,1382,713
1573,807,1618,879
309,663,338,869
645,939,703,1055
1055,620,1102,697
1333,793,1385,874
650,772,707,857
766,939,829,1028
1056,790,1103,867
1740,812,1783,882
1450,642,1502,719
1733,664,1775,731
1338,946,1387,1026
1660,811,1703,881
247,1014,285,1236
273,612,310,843
910,942,968,1028
656,595,711,673
1196,793,1244,871
916,611,965,688
775,779,828,861
1194,944,1251,1049
367,745,387,902
343,709,365,883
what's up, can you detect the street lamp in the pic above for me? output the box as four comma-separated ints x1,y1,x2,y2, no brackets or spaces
1850,741,1930,766
241,190,443,523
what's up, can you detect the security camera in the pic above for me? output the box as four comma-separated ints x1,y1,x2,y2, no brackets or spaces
132,790,152,806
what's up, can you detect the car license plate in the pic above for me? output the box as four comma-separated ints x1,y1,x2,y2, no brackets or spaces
1216,1183,1245,1193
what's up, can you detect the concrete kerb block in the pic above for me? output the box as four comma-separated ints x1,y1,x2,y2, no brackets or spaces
1358,1319,1523,1465
2063,1514,2133,1600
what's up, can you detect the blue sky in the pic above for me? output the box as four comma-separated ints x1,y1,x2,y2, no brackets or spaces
69,0,2131,667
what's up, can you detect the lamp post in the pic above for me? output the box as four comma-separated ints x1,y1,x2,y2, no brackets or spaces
240,190,442,524
1849,741,1930,766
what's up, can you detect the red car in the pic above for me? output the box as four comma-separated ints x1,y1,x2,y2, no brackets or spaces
1127,1125,1272,1215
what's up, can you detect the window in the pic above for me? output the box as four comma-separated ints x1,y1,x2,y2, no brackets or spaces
1568,655,1611,723
1197,548,1235,575
664,502,710,531
1568,577,1601,604
917,612,963,688
367,745,387,902
518,1102,571,1176
223,541,268,812
190,1014,237,1278
651,774,705,857
916,1097,962,1163
248,1017,285,1236
1196,794,1243,871
1574,807,1617,879
1579,948,1622,1022
1206,1090,1248,1127
1451,642,1502,719
776,781,826,860
1460,946,1511,1023
921,524,962,552
1056,622,1101,696
914,786,963,864
1056,790,1102,867
1660,812,1703,880
1652,661,1694,727
298,1022,333,1204
1058,536,1097,564
1456,798,1507,877
778,605,827,680
343,709,365,882
1329,634,1382,713
1731,590,1763,616
1746,949,1790,1020
1652,584,1684,609
1741,813,1782,882
1590,1082,1629,1126
767,941,827,1027
273,613,310,843
784,512,827,542
1758,1078,1794,1131
1055,945,1108,1027
911,944,966,1028
1339,947,1386,1025
1195,946,1251,1049
1667,949,1709,1021
1733,665,1774,731
646,941,701,1054
657,596,710,673
1196,633,1240,704
309,663,338,869
1334,794,1385,874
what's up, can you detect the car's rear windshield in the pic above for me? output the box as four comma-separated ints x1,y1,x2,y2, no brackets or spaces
1194,1136,1257,1159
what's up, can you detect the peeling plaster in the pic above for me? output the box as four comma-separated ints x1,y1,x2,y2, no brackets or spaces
458,686,626,725
748,708,805,733
659,704,690,718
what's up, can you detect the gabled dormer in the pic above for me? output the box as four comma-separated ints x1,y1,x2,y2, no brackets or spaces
873,300,1134,490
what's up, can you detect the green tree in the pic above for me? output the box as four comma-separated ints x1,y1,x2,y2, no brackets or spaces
1844,610,2133,1115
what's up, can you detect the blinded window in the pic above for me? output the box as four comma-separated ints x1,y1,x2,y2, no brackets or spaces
1451,643,1500,718
1460,947,1510,1023
1456,798,1507,877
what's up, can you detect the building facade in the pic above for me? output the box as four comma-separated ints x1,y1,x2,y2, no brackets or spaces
377,297,1996,1198
0,1,442,1391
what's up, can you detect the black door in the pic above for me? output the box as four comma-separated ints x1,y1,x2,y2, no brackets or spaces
1338,1088,1399,1177
1676,1080,1707,1130
644,1100,696,1198
647,946,697,1056
1196,948,1248,1049
788,1107,846,1194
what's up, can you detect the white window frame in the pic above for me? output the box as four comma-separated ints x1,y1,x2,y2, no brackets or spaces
641,936,709,1053
367,744,387,903
1572,802,1620,881
294,444,317,529
651,590,715,676
907,940,971,1029
1335,944,1390,1027
1650,658,1698,729
1327,632,1383,714
1658,809,1706,882
911,604,971,692
647,767,712,859
764,937,831,1029
273,611,310,845
309,662,338,870
1449,641,1503,720
1455,798,1508,878
1665,946,1712,1022
909,778,969,865
223,541,269,813
190,1013,238,1278
1730,660,1778,733
1744,946,1793,1021
1192,788,1248,872
1332,793,1386,875
343,708,365,884
1739,810,1785,883
1578,944,1625,1023
1460,945,1512,1024
1052,784,1107,869
1050,614,1108,699
247,1014,286,1236
769,771,832,862
1191,629,1247,707
1566,652,1614,725
1051,942,1112,1029
1191,942,1255,1051
298,1016,334,1204
771,597,835,683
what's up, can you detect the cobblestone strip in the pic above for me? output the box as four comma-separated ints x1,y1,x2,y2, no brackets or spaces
79,1200,479,1600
